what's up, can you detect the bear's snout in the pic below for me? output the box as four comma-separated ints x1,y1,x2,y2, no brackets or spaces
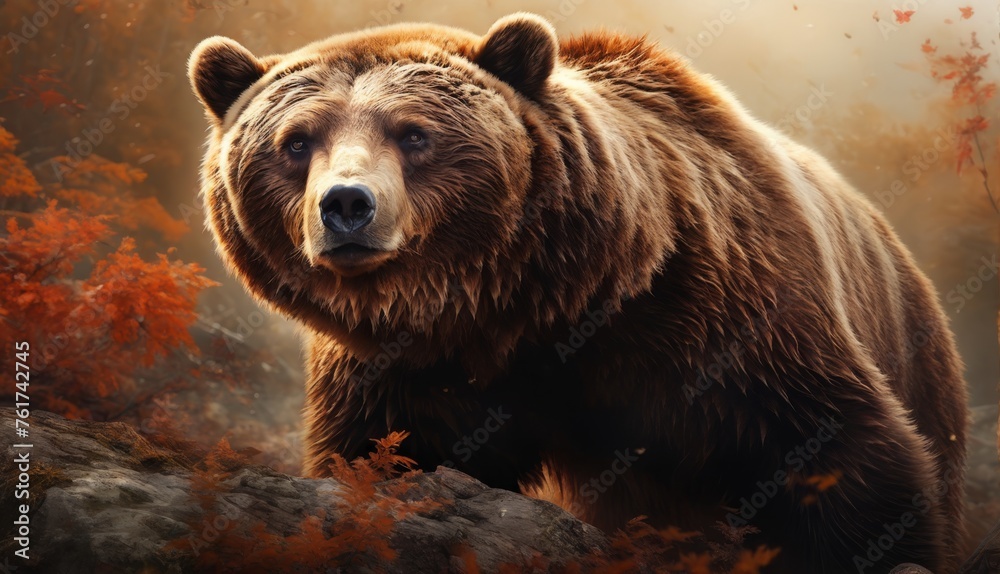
320,184,376,234
308,179,402,276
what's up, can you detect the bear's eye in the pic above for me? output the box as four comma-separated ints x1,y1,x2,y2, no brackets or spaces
399,129,428,152
287,139,309,155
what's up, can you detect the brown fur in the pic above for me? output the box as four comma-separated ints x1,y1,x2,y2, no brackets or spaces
189,14,968,573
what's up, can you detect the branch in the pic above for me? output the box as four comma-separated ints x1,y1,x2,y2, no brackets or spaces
972,104,999,215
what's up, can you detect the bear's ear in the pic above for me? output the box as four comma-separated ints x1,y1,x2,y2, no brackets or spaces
475,13,558,99
188,36,268,125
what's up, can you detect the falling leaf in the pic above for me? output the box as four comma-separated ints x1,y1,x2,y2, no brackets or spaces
894,9,915,24
959,6,973,19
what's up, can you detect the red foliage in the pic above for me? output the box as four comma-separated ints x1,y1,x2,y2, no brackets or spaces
1,69,84,115
86,237,215,364
324,430,427,566
925,48,993,108
0,199,216,416
0,111,216,420
556,518,779,573
0,124,41,197
51,155,189,242
916,21,998,211
171,431,438,573
731,546,783,574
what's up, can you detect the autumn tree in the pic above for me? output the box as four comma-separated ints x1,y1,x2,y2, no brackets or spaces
916,7,998,212
0,121,217,419
0,0,304,469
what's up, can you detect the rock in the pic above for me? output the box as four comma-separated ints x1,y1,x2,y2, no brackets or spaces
958,511,1000,574
0,407,607,573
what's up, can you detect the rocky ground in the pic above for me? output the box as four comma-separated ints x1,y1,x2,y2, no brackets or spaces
0,407,606,573
0,407,997,573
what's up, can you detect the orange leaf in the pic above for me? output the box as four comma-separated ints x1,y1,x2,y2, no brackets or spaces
36,89,76,111
453,544,481,574
963,115,989,134
677,552,713,574
658,525,700,543
732,546,782,574
894,9,914,23
959,6,973,19
805,471,842,492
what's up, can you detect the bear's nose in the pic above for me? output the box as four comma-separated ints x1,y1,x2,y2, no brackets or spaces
320,184,376,233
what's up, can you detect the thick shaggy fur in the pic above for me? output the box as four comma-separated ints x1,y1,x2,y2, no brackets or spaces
190,14,968,573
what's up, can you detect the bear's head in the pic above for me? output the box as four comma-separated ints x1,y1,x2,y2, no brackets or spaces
189,14,654,363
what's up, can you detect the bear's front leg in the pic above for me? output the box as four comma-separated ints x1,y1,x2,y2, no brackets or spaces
301,335,542,491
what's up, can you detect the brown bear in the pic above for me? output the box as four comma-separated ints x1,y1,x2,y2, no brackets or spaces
189,13,968,573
